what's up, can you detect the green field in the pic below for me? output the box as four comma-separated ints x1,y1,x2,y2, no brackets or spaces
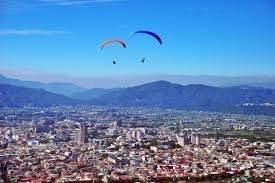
224,130,255,137
222,130,275,142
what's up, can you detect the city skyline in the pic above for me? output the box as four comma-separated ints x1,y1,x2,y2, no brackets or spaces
1,106,274,182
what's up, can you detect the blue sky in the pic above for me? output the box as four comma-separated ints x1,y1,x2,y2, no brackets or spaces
0,0,275,79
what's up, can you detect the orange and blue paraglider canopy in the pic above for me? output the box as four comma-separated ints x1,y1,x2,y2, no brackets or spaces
100,40,126,49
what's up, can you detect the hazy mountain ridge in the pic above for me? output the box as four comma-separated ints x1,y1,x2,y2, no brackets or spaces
0,74,85,96
2,74,275,89
0,84,79,107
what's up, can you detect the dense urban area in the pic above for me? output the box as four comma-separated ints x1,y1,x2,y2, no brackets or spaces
0,106,274,183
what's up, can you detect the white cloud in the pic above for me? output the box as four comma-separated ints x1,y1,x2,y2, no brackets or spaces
0,29,70,36
58,0,123,6
0,0,127,14
39,0,127,6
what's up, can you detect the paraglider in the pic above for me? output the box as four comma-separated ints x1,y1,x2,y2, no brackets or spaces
100,40,126,49
100,31,162,64
129,30,162,64
141,58,145,63
130,30,162,45
100,40,126,64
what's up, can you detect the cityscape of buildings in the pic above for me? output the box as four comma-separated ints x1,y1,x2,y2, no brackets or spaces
0,106,274,182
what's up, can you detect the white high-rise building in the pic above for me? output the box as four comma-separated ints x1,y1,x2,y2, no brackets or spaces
177,131,191,147
194,133,201,145
191,133,201,145
178,131,201,146
129,128,145,139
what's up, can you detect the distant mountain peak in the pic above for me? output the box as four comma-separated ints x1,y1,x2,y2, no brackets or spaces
140,80,172,86
152,80,172,84
0,74,85,96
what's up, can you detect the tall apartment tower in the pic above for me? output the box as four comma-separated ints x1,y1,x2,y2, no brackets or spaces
78,124,88,144
114,120,123,128
177,131,191,147
191,133,202,145
194,133,201,145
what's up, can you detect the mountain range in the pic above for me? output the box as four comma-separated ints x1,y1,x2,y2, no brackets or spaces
0,75,275,116
0,84,78,108
91,81,275,115
0,74,85,96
